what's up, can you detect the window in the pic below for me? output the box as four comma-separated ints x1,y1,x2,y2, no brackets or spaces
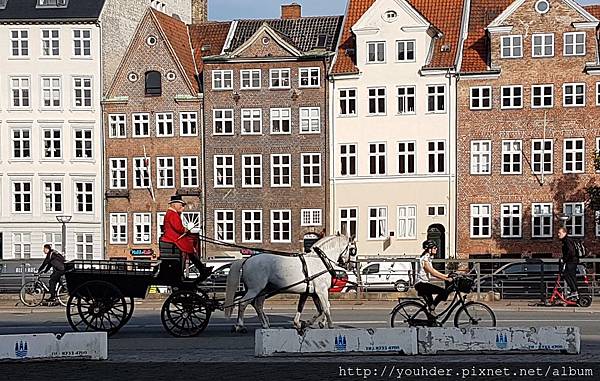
212,70,233,90
564,203,584,237
397,86,415,114
10,30,28,57
41,77,61,108
43,182,62,213
397,205,416,239
271,154,291,187
240,69,261,89
501,140,522,174
501,86,523,109
242,155,262,188
42,128,62,159
339,89,357,116
501,35,522,58
74,129,93,159
532,85,553,108
396,40,415,62
182,212,200,232
369,143,386,175
270,69,290,88
563,83,585,107
132,113,150,137
398,141,415,175
75,233,93,260
157,212,166,241
133,213,151,244
213,109,234,135
180,112,198,136
340,208,358,238
470,204,491,238
564,138,585,173
242,210,262,243
73,77,92,108
299,67,320,87
156,113,174,137
43,232,62,254
564,32,585,56
215,210,235,242
427,85,446,113
427,205,446,216
13,182,32,213
367,41,385,63
532,203,553,238
108,114,126,138
156,157,174,188
532,33,554,57
13,233,31,259
214,155,234,188
11,77,30,108
301,209,322,227
299,107,320,133
368,207,387,239
12,128,31,159
597,82,600,105
41,29,59,56
133,158,150,188
75,182,93,213
427,141,446,173
181,156,199,188
531,139,553,174
596,211,600,237
340,144,357,176
271,210,291,243
73,29,91,57
501,204,522,238
145,71,161,96
109,158,127,189
470,87,492,110
110,214,127,244
368,87,386,115
535,0,550,14
270,108,291,134
470,140,491,174
301,153,321,186
241,109,262,135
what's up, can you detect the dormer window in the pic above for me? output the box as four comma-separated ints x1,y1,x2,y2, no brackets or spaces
38,0,69,7
145,71,162,96
383,10,397,22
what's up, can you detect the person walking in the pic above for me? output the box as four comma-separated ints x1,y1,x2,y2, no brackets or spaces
557,227,579,300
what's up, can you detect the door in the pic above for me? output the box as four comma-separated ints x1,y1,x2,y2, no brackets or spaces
361,263,380,288
427,224,446,271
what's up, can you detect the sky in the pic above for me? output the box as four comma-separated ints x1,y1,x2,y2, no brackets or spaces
209,0,600,20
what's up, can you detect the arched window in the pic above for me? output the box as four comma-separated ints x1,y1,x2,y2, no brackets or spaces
145,71,161,96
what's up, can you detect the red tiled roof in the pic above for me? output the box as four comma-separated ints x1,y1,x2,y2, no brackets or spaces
332,0,466,74
584,4,600,20
189,21,231,72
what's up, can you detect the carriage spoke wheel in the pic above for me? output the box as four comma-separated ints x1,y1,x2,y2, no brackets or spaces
66,281,127,336
161,291,211,337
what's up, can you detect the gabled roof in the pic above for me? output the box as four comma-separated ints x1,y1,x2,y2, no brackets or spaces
0,0,105,21
584,4,600,20
489,0,598,28
230,22,303,57
189,21,231,72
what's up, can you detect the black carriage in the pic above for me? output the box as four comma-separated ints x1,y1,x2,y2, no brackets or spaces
64,242,217,337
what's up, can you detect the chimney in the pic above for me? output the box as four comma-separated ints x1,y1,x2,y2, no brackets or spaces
281,3,301,20
192,0,208,24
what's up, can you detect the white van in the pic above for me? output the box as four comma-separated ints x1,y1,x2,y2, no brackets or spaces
358,261,413,292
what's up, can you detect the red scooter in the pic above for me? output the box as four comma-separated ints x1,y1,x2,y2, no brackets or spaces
547,267,593,307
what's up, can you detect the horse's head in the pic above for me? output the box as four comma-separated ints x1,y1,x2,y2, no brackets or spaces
311,234,352,268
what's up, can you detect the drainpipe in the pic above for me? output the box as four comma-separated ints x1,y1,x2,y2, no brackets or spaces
98,19,106,260
329,75,337,236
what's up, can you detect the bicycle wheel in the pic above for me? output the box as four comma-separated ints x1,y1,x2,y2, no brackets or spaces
20,281,45,307
390,300,429,327
57,283,69,307
454,301,496,328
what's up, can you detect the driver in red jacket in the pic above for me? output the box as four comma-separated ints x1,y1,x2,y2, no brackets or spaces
161,195,212,279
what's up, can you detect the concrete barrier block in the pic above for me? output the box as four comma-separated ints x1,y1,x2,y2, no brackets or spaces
255,328,417,357
418,326,580,355
0,332,107,360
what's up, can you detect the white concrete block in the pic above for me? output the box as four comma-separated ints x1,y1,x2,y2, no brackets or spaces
0,332,107,360
418,326,580,355
255,328,417,357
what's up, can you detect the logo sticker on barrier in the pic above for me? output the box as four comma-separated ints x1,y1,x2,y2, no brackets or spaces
15,341,28,358
495,333,508,349
334,335,347,352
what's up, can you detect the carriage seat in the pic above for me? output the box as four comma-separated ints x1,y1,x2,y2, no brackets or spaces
158,240,185,281
158,240,182,260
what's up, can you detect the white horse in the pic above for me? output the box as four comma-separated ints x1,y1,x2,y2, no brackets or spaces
224,235,351,333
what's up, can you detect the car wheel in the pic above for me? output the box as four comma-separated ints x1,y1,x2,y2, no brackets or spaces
394,280,409,292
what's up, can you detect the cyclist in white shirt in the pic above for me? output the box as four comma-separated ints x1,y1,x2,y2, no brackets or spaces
415,240,452,312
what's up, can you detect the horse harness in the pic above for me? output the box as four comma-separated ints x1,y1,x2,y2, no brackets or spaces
298,247,339,295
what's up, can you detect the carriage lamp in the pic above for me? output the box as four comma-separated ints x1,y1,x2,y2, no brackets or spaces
56,215,72,256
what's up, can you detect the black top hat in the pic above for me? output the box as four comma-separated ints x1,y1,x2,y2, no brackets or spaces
168,194,186,205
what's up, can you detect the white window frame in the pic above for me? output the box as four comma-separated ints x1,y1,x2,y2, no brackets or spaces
427,85,446,113
564,203,584,237
368,87,386,115
531,84,553,108
339,208,358,239
109,158,127,190
532,203,553,238
212,70,233,90
396,40,415,62
369,142,387,175
501,35,523,58
43,232,63,254
110,213,128,245
214,155,234,188
339,88,357,116
366,41,385,63
213,109,234,136
501,203,522,238
470,140,492,175
242,210,262,243
470,86,492,110
240,69,261,89
368,207,387,240
72,29,91,58
340,143,357,177
74,181,94,213
108,114,126,138
470,204,491,238
41,76,61,109
12,128,31,159
13,233,32,259
41,29,59,57
564,32,586,56
73,128,93,160
133,157,150,189
398,141,416,175
157,212,166,242
242,154,262,188
301,209,322,227
563,138,585,174
12,181,32,213
133,213,152,244
301,153,321,187
427,140,446,174
215,210,235,243
501,85,523,109
156,112,174,137
10,29,29,57
397,86,416,115
271,154,291,187
270,108,291,134
42,128,62,160
299,107,321,134
563,83,586,107
501,140,522,174
270,210,291,243
43,181,63,213
427,205,447,217
596,82,600,106
72,76,92,109
531,139,553,174
181,156,199,188
299,67,320,88
75,233,94,260
132,113,150,137
10,76,31,109
156,157,175,189
269,68,291,89
532,33,554,57
241,108,262,135
179,112,198,136
397,205,416,239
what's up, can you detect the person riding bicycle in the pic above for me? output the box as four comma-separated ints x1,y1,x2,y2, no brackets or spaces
414,240,453,312
37,244,66,305
557,227,579,300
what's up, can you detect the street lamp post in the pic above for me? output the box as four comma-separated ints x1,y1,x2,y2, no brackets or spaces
56,215,72,255
557,213,570,228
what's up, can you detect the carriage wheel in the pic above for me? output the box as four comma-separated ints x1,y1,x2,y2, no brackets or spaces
161,290,211,337
123,297,135,324
66,281,127,336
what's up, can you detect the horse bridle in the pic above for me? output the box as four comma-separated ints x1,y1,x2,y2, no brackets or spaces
312,245,349,278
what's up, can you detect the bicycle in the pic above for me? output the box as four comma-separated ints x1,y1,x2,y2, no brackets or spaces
390,274,496,328
19,274,68,307
547,270,592,308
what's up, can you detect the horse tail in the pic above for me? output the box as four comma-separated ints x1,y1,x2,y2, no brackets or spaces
224,259,245,317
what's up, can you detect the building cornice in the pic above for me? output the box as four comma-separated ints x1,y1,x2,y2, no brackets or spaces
459,70,501,80
487,26,513,34
573,21,599,30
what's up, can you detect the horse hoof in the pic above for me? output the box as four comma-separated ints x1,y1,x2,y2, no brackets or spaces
318,322,325,329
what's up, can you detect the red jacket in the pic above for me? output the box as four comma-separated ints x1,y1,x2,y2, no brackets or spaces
161,208,196,254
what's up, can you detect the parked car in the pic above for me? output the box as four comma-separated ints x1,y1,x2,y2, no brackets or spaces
478,260,591,299
342,261,412,292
